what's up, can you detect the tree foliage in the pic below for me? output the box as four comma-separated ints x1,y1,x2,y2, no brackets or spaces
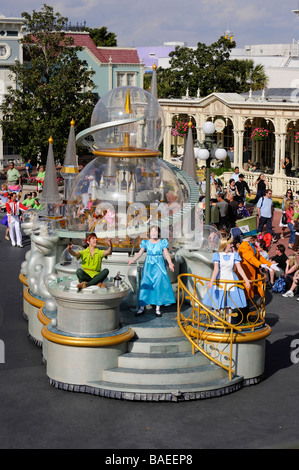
152,37,268,98
0,4,97,165
86,26,117,47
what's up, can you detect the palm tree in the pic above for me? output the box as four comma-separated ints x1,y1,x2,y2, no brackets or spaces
229,59,268,93
244,60,268,91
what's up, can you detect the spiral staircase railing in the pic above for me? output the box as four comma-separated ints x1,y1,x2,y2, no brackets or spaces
177,273,267,381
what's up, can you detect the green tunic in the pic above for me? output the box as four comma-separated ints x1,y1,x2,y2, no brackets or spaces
78,247,105,278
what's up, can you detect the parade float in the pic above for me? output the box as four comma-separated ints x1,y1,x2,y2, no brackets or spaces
19,85,271,401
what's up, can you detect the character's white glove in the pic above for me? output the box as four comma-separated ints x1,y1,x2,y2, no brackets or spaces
270,263,280,272
260,264,271,271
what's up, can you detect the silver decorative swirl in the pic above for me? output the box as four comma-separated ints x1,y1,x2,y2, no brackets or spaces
76,117,145,149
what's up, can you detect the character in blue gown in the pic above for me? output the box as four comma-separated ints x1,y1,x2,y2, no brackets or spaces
128,226,175,316
203,238,251,321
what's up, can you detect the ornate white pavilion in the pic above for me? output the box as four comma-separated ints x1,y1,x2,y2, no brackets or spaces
160,90,299,195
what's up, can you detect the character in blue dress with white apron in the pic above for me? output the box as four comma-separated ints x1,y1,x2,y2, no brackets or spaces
128,226,175,317
203,238,251,322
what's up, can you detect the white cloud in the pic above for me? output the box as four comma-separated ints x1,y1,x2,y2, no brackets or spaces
51,0,100,18
1,0,299,47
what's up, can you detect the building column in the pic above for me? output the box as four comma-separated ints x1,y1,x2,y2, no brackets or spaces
233,130,239,167
238,130,244,169
290,129,294,165
164,126,172,162
280,134,287,175
194,114,201,146
274,133,281,176
162,111,174,162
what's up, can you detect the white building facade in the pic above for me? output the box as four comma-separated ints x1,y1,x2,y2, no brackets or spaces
0,15,23,170
160,92,299,196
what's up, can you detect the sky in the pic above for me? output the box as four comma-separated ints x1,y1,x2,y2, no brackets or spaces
1,0,299,48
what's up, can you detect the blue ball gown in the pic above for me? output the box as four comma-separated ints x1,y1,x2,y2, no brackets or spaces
203,252,247,310
139,239,176,307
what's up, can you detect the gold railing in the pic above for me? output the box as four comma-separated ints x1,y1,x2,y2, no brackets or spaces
177,273,266,380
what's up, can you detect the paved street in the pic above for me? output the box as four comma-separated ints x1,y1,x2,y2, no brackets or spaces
0,209,298,450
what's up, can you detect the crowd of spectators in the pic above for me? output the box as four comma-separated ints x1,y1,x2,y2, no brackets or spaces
198,163,299,300
0,160,46,247
199,167,254,232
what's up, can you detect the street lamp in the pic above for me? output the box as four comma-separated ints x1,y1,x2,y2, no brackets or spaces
195,121,227,225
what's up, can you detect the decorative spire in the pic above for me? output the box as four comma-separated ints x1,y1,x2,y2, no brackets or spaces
181,121,198,184
61,119,79,201
61,118,78,174
150,63,158,99
39,137,61,204
125,88,132,114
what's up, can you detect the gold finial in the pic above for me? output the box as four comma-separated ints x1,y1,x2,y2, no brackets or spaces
48,136,53,144
152,63,157,70
188,120,193,128
70,118,75,126
125,88,132,114
224,31,234,43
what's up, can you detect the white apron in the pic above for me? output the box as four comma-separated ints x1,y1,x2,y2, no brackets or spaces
219,252,235,292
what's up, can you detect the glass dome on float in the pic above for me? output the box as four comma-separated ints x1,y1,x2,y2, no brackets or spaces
87,86,165,154
66,156,185,249
66,86,194,250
